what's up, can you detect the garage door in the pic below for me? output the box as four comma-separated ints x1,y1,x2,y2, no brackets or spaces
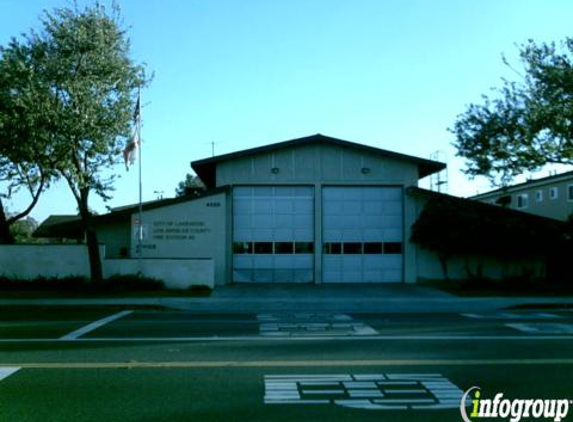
233,186,314,283
322,186,403,283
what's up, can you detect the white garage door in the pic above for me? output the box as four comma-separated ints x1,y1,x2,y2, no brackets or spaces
233,186,314,283
322,186,403,283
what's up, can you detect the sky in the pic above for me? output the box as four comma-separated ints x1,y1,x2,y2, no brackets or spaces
1,0,573,223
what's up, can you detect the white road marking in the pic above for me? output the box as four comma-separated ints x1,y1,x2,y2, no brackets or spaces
0,367,20,381
462,312,561,319
258,312,378,337
1,358,573,370
257,313,353,322
506,322,573,334
1,334,573,343
59,310,133,340
264,373,465,410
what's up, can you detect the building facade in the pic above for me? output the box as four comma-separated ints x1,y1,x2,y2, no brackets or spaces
36,134,561,287
472,171,573,221
191,134,444,285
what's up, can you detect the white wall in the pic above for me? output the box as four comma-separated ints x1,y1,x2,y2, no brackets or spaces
0,245,214,289
104,259,214,289
0,244,102,279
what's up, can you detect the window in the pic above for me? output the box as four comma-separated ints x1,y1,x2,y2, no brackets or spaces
516,193,529,209
254,242,273,254
343,243,363,254
568,185,573,201
324,242,402,254
535,190,543,202
323,243,342,254
275,242,294,254
294,242,314,254
550,187,559,200
363,242,383,254
233,242,253,254
384,242,403,254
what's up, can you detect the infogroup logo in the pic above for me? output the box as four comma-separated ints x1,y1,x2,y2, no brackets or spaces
460,387,571,422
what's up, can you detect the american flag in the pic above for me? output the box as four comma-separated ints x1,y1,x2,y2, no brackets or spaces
123,95,141,171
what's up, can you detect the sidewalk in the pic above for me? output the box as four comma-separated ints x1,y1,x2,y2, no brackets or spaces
1,284,573,313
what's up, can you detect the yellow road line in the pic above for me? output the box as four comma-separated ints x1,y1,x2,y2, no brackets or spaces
1,358,573,369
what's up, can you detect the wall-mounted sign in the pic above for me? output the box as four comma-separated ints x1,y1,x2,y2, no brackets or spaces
133,224,148,240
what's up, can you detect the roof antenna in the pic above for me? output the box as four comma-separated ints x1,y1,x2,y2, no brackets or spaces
429,150,449,193
204,139,223,157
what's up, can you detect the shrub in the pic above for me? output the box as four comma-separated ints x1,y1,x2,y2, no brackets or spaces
0,274,165,292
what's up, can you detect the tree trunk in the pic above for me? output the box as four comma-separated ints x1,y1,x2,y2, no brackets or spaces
79,192,103,284
0,199,15,244
438,253,449,281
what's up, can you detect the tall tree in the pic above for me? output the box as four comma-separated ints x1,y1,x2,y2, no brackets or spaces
0,36,55,243
451,38,573,186
175,173,205,197
0,3,148,281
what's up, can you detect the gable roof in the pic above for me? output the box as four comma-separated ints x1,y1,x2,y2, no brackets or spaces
191,134,445,189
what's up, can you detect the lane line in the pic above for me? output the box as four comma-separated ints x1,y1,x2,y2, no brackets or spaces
59,310,133,340
0,367,20,381
1,358,573,370
2,334,573,343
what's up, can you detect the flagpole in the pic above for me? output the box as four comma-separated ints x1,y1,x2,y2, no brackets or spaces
137,88,143,273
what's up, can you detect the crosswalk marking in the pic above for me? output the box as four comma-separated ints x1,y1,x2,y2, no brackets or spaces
461,312,561,320
506,322,573,334
0,367,20,382
258,312,378,337
60,310,133,340
264,373,465,410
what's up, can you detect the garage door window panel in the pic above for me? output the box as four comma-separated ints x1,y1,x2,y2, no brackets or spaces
275,242,294,254
254,242,273,254
323,242,342,254
384,242,403,254
343,242,363,254
233,242,253,254
364,242,383,254
295,242,314,254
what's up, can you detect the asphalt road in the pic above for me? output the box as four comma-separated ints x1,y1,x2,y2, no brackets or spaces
0,308,572,422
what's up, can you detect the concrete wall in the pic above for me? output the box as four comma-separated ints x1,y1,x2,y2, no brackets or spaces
130,191,228,285
0,244,103,279
0,245,214,289
104,259,214,289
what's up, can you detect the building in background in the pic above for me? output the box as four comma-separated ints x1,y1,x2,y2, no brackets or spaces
471,171,573,221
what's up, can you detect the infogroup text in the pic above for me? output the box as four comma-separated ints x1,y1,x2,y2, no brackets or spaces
460,387,571,422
